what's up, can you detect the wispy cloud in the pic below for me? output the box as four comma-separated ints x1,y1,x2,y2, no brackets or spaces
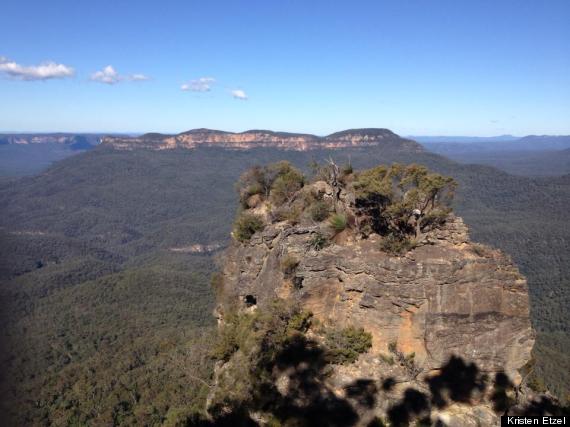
181,77,216,92
179,77,248,100
0,56,74,80
90,65,150,84
231,89,248,100
130,73,150,81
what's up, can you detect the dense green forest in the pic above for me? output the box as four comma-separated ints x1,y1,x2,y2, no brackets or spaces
420,144,570,176
1,141,569,424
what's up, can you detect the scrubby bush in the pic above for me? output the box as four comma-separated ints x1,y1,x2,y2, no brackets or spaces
329,213,347,232
379,234,416,255
281,254,300,278
236,161,304,208
236,166,270,207
308,160,331,182
388,341,422,379
325,326,372,364
209,300,313,411
270,166,304,206
309,232,329,251
309,200,330,222
527,373,547,393
212,311,258,362
233,212,265,242
379,353,395,365
286,310,313,333
272,204,302,224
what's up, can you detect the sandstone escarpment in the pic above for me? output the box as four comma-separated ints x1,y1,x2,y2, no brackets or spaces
101,128,423,152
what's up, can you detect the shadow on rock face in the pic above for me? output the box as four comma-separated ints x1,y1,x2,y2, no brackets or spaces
202,334,359,427
512,396,570,417
387,388,430,427
345,379,379,409
426,355,488,409
490,372,515,414
270,334,359,427
198,347,567,427
382,377,396,392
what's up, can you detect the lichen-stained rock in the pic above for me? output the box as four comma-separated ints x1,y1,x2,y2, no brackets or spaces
218,215,534,379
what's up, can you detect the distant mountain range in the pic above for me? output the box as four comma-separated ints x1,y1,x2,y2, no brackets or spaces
0,134,103,177
410,135,520,143
101,128,423,151
414,135,570,176
0,133,103,150
1,129,569,178
3,130,569,151
416,135,570,152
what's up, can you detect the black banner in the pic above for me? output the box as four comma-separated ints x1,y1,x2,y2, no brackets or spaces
501,416,567,426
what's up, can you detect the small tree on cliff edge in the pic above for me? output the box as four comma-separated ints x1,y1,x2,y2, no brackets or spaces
352,164,456,241
236,161,303,207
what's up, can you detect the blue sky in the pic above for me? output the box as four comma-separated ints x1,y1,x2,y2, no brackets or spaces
1,0,569,136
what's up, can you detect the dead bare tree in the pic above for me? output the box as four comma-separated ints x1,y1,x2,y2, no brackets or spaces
326,157,342,212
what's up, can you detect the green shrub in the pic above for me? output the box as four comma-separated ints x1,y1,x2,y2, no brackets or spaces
233,212,265,242
309,233,329,251
286,310,312,333
388,341,422,379
236,167,269,207
379,353,395,365
272,205,302,224
309,200,330,222
236,161,304,207
210,300,313,406
246,182,264,197
325,326,372,364
329,213,347,232
280,254,299,278
270,167,304,206
527,373,547,393
379,234,415,255
212,312,258,361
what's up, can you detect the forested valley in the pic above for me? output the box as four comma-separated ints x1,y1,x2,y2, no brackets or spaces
1,141,569,424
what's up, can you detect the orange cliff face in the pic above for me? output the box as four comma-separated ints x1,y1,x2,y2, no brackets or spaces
100,128,425,152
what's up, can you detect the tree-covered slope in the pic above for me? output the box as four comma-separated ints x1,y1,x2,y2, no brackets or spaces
0,141,568,424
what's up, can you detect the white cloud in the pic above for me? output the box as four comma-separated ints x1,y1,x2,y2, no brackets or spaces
179,78,248,99
90,65,120,84
231,89,248,100
0,56,74,80
181,77,215,92
130,73,150,81
90,65,150,84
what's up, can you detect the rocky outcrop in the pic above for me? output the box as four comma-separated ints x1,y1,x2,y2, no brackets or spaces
212,177,536,425
101,128,423,152
219,215,534,377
